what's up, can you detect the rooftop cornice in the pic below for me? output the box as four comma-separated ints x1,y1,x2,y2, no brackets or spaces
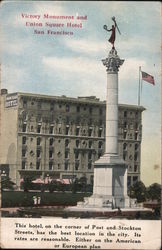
9,91,145,110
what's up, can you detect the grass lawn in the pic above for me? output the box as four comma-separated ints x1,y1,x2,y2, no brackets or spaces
2,191,91,208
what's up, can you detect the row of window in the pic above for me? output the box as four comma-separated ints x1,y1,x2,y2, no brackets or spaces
128,165,139,173
22,123,103,137
22,148,101,160
123,152,139,162
21,161,93,171
123,110,139,118
22,136,104,149
127,175,139,187
123,143,139,151
23,100,104,115
123,131,139,140
123,122,139,130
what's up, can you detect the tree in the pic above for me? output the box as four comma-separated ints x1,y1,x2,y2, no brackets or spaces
72,178,79,194
23,176,33,192
78,176,87,192
129,181,146,203
1,176,15,191
147,183,161,202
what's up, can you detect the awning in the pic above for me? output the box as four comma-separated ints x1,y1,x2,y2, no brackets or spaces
32,178,44,184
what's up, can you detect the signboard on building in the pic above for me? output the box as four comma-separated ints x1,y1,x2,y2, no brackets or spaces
5,94,18,108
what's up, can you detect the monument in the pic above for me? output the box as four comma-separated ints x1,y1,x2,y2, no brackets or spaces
67,17,139,212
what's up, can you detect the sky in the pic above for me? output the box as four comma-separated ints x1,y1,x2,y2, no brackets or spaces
0,1,161,186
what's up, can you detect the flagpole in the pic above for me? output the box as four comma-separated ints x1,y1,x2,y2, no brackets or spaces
138,66,141,106
141,68,143,104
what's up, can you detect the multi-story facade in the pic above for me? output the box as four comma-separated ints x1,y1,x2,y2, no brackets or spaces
0,89,145,188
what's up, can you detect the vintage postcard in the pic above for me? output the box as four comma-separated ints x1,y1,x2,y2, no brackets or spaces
0,1,161,249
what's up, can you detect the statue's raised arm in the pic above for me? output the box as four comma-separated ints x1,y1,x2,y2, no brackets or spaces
103,17,121,49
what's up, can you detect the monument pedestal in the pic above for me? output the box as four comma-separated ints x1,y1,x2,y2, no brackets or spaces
77,153,130,209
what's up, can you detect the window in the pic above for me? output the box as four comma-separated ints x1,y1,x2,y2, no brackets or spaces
37,149,41,158
88,152,92,160
123,131,127,139
49,126,54,134
58,164,61,169
89,176,93,185
22,161,26,170
76,127,80,136
134,165,138,172
22,123,27,132
124,122,127,129
88,128,92,137
65,139,69,148
49,162,53,170
89,107,92,114
65,162,68,170
124,111,127,118
127,176,131,187
49,138,54,146
77,106,80,112
76,140,80,148
99,108,103,115
135,123,138,130
98,141,102,149
134,152,138,161
22,136,26,145
135,132,138,140
75,162,79,170
66,126,69,135
58,127,61,134
66,104,70,112
36,161,40,170
22,149,26,157
89,141,92,148
37,124,41,133
75,151,79,159
98,129,102,137
49,150,53,158
37,137,41,146
123,152,127,160
50,103,54,111
135,143,139,151
88,162,92,169
123,143,127,151
23,100,27,108
65,150,69,159
133,176,138,184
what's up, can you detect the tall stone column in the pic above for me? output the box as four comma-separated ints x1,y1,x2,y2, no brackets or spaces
103,49,124,155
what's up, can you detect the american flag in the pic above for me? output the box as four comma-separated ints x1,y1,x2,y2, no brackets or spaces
141,71,155,85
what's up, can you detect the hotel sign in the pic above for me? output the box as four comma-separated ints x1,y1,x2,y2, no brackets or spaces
5,94,18,108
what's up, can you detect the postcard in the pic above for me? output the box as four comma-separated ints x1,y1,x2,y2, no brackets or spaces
0,1,161,249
